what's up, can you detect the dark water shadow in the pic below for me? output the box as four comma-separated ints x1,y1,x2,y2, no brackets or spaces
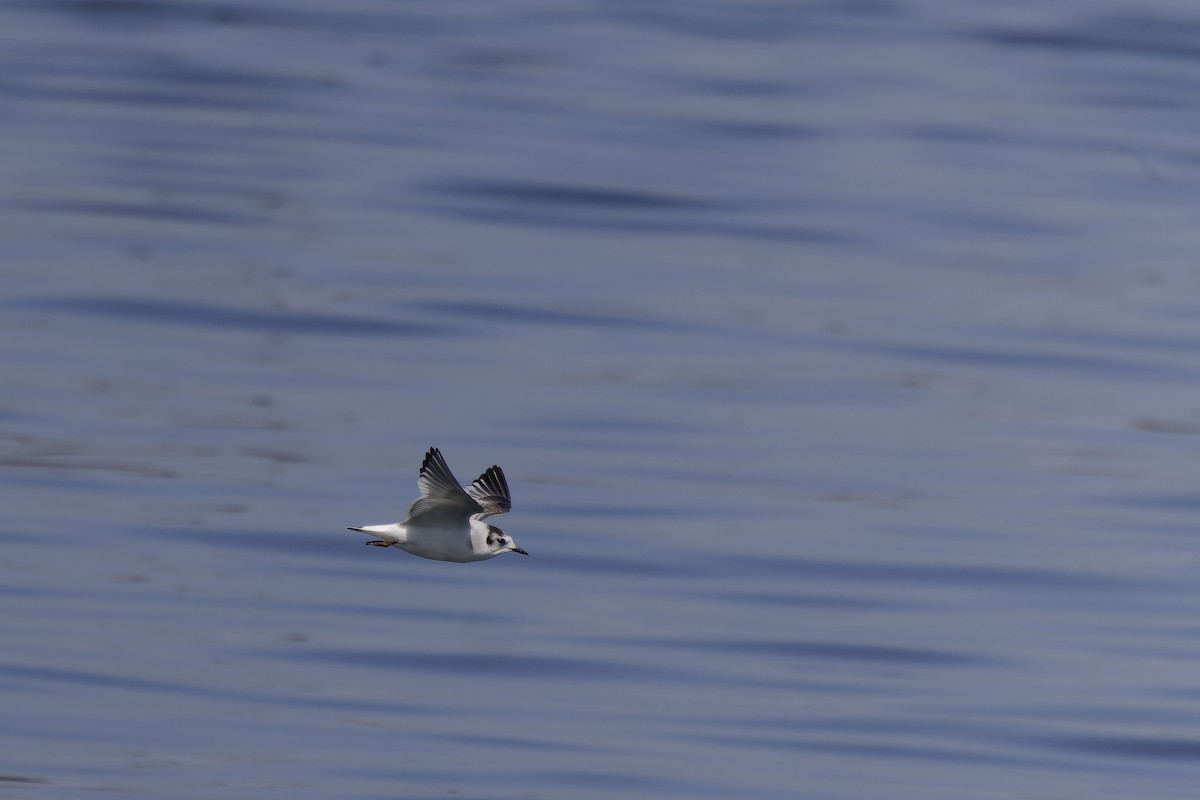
604,637,1000,668
432,731,599,755
678,731,1078,771
266,647,684,683
409,300,694,334
853,340,1198,383
416,200,850,243
414,178,850,243
1013,325,1200,355
978,14,1200,63
0,41,340,120
12,0,447,36
427,179,716,212
1042,734,1200,761
17,296,452,338
602,0,903,41
0,662,425,715
1096,492,1200,513
14,198,270,227
0,583,58,598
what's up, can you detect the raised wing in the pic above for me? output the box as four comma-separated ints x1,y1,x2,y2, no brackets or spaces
405,447,480,522
466,465,511,519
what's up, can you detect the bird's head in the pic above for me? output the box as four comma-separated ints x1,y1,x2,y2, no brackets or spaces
485,525,528,557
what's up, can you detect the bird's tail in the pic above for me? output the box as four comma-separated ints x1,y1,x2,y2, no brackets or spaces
346,524,406,543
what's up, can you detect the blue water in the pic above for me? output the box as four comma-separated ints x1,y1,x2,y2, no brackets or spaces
5,1,1200,797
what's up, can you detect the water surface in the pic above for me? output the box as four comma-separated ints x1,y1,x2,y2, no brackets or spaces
4,1,1200,798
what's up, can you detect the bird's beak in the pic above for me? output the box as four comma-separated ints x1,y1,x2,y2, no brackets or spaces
512,547,529,556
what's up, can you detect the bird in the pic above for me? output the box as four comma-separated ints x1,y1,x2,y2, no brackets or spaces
347,447,528,562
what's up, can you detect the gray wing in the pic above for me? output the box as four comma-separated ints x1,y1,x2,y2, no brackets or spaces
404,447,481,524
466,465,511,519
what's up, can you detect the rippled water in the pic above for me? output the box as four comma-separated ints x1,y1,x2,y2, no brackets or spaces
5,1,1200,798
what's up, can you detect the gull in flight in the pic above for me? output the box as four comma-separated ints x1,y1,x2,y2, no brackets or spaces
348,447,528,562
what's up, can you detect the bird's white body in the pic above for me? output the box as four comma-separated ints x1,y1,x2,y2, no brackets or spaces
352,518,497,563
348,448,527,563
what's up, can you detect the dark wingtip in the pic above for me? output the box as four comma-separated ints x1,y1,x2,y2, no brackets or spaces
346,526,364,532
421,447,447,477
